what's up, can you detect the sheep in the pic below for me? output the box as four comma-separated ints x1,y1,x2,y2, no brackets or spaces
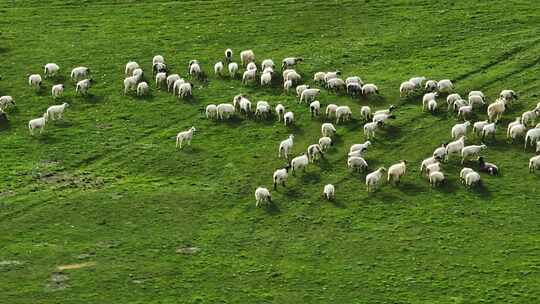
500,89,518,107
273,167,289,190
319,137,332,151
166,74,181,92
451,121,470,139
399,81,416,97
278,134,294,159
464,171,481,188
347,82,362,97
282,69,295,81
71,66,90,82
48,84,64,99
446,93,462,111
409,76,426,88
173,78,186,96
433,144,447,161
178,82,193,99
427,99,438,113
300,88,320,104
76,79,93,96
424,80,438,92
321,123,337,137
307,144,324,162
152,62,167,75
28,113,48,135
123,76,139,94
284,111,294,126
459,167,475,183
537,141,540,153
153,72,166,90
481,122,497,141
217,103,235,120
45,102,69,121
422,92,438,110
335,106,352,124
362,83,379,96
242,69,257,84
469,90,485,99
314,72,326,83
346,76,363,86
206,104,217,119
429,171,445,187
285,70,302,84
461,144,487,164
478,157,499,175
310,100,320,117
375,105,397,116
507,117,522,138
372,112,395,125
175,126,196,149
473,120,490,137
348,156,368,172
364,121,381,139
238,96,252,115
152,55,165,65
468,94,485,108
452,99,468,113
425,162,441,176
283,79,293,92
350,141,371,154
327,78,346,92
189,62,202,79
487,99,506,122
255,101,270,119
275,104,285,122
0,96,15,111
323,184,335,201
348,150,366,158
325,104,338,119
132,68,143,80
228,62,239,78
437,79,454,93
525,128,540,150
387,160,407,185
282,57,303,69
214,61,224,76
260,71,273,86
420,156,438,173
28,74,42,90
240,50,255,66
261,59,275,71
296,84,310,98
225,49,233,63
324,71,341,83
445,136,465,160
508,123,526,142
255,187,272,207
246,62,257,71
136,82,149,96
458,105,473,120
44,63,60,78
290,154,309,175
366,167,386,192
529,155,540,173
522,109,540,126
360,106,372,122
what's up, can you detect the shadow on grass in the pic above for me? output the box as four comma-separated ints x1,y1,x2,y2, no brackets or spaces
79,94,104,103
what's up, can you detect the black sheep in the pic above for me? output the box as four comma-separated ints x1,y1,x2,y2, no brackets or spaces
479,157,499,175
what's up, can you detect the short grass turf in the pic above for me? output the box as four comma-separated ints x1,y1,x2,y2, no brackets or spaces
1,0,540,303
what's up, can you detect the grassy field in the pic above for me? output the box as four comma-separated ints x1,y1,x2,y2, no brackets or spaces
1,0,540,303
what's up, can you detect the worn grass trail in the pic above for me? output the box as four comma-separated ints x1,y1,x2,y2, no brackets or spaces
1,1,540,303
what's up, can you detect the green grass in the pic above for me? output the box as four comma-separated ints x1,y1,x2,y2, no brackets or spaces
1,0,540,303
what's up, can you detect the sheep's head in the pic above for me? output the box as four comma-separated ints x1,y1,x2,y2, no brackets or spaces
63,102,70,107
480,144,487,149
379,167,387,172
190,126,197,132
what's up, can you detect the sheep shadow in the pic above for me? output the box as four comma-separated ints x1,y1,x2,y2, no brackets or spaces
263,202,281,215
52,120,73,128
327,197,347,208
48,75,66,83
79,94,104,103
468,182,492,198
394,181,425,196
299,171,321,184
381,125,401,140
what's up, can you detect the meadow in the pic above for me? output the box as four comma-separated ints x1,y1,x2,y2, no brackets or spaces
1,0,540,303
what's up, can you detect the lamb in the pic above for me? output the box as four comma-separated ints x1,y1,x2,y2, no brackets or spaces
321,123,337,137
51,84,64,98
255,101,270,119
255,187,272,207
362,84,379,95
420,156,438,173
124,76,139,94
175,126,196,149
360,106,372,121
387,160,407,185
348,156,368,172
325,104,338,119
464,171,481,188
70,66,90,82
468,94,485,108
451,121,470,139
228,62,239,78
283,80,293,92
152,62,167,75
246,62,257,71
500,89,518,106
409,76,426,88
524,128,540,150
437,79,454,93
261,59,275,70
166,74,181,92
327,78,346,92
481,122,497,141
307,144,324,162
225,49,233,63
335,106,352,124
290,154,309,175
28,113,48,135
319,137,332,151
240,50,255,66
282,57,303,69
447,93,462,111
178,83,193,99
461,144,487,164
136,82,149,96
507,117,522,138
278,135,294,159
529,155,540,173
296,84,310,98
28,74,42,90
478,157,499,175
205,104,217,119
273,167,289,190
0,96,14,111
44,63,60,78
173,79,186,96
45,102,69,121
433,144,447,161
399,81,416,97
445,136,465,160
366,167,386,192
429,171,445,187
260,71,273,86
310,100,320,117
284,111,294,126
473,120,490,137
457,105,473,120
275,104,285,122
217,103,235,120
522,109,540,126
242,69,257,84
422,92,438,110
323,184,335,201
364,121,381,139
214,61,224,76
460,167,475,183
75,79,93,96
487,99,506,122
347,82,362,97
424,80,438,92
314,72,326,83
508,123,526,143
152,55,165,65
427,99,438,113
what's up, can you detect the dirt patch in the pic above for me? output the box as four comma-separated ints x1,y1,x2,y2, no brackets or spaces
96,123,113,129
0,191,15,197
57,261,96,271
45,273,70,291
176,246,200,254
37,172,105,190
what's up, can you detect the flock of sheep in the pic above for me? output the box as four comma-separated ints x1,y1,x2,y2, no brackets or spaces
1,48,540,208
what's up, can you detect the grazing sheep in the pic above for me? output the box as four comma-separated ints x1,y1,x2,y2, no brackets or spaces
347,82,362,97
44,63,60,78
255,101,271,119
451,121,470,140
166,74,181,92
452,99,468,113
372,112,395,125
225,49,233,63
522,109,540,126
433,144,447,161
282,57,303,69
273,167,289,190
28,113,48,135
387,160,407,185
217,103,235,120
153,72,166,89
424,80,438,92
136,81,149,96
360,106,372,121
525,128,540,150
508,123,526,142
469,90,485,99
285,70,302,85
299,88,320,104
327,78,346,92
429,171,445,187
478,157,499,175
420,156,438,173
464,171,481,188
238,96,252,115
481,122,497,141
51,84,64,98
283,79,293,92
246,62,257,71
255,187,272,207
437,79,454,93
529,155,540,173
422,92,438,110
425,162,441,177
473,120,490,137
364,121,381,139
427,99,438,113
153,55,165,65
228,62,239,78
314,72,326,83
447,93,462,111
206,104,217,119
282,69,295,80
321,123,337,137
375,105,397,116
260,71,273,86
350,141,371,154
310,100,320,117
124,76,139,94
307,144,324,162
75,79,93,96
290,154,309,175
346,76,363,86
132,68,143,80
275,104,285,122
366,167,386,192
178,82,193,99
319,137,332,151
487,98,506,122
242,69,257,84
296,84,310,98
348,156,368,172
458,105,473,120
399,81,416,97
324,71,341,83
189,62,202,79
28,74,42,90
173,78,186,96
445,136,466,160
335,105,352,124
348,150,366,158
45,102,69,121
461,144,487,164
0,96,15,111
279,134,294,159
326,104,338,119
152,62,167,75
261,59,275,70
409,76,426,88
175,126,196,149
323,184,335,201
284,111,294,126
460,167,475,183
468,94,485,108
70,66,90,82
507,117,522,138
362,83,379,96
240,50,255,66
214,61,224,76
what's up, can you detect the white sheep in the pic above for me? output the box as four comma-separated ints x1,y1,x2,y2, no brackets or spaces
260,71,273,86
152,62,167,75
278,134,294,159
524,128,540,150
508,123,526,142
452,99,468,113
217,103,235,120
70,66,90,82
422,92,438,110
28,74,42,90
324,71,341,83
189,62,202,79
347,82,362,97
283,79,293,92
228,62,239,78
437,79,454,93
45,102,69,121
206,104,217,119
468,94,485,108
314,72,326,83
309,100,320,117
246,62,257,71
529,155,540,173
273,167,289,189
362,83,379,95
0,96,14,111
136,82,149,96
28,113,48,135
360,106,372,121
507,117,522,138
447,93,462,111
429,171,445,187
350,141,371,153
307,144,324,162
290,154,309,175
465,171,481,188
461,144,487,164
238,96,252,115
399,81,415,97
427,99,437,113
348,156,368,172
153,55,165,65
537,141,540,154
282,57,303,69
173,78,186,96
43,63,60,78
166,74,180,92
255,187,272,207
214,61,224,76
335,106,352,124
327,78,346,92
325,104,338,119
363,121,380,139
487,99,505,122
284,111,294,126
176,126,196,149
282,69,295,80
425,162,441,176
458,105,473,120
275,104,285,122
424,80,438,92
451,121,470,139
225,49,233,62
522,109,540,126
420,156,438,173
285,71,302,84
132,68,143,80
255,101,270,119
155,72,167,89
51,84,64,98
75,79,93,96
346,76,363,86
178,83,193,99
481,122,497,141
433,144,447,161
296,84,310,98
261,59,274,70
240,50,255,66
124,76,139,94
387,160,407,185
242,69,256,84
409,76,426,88
473,120,490,137
125,61,139,76
500,89,517,107
319,137,332,151
372,112,395,125
323,184,335,201
366,167,386,192
460,167,474,183
321,123,336,137
445,136,465,160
